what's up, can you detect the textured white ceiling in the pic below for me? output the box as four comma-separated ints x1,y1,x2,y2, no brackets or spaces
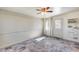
0,7,79,18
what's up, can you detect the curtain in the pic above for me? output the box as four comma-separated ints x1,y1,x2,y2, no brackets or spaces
43,17,53,36
43,17,63,38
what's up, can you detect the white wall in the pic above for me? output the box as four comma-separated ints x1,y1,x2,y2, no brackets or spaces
0,9,42,48
52,10,79,42
45,10,79,42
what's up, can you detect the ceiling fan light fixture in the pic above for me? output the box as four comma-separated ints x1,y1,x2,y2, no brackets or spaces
36,7,53,14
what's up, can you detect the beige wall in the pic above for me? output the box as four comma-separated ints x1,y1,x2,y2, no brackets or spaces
51,10,79,42
0,10,42,48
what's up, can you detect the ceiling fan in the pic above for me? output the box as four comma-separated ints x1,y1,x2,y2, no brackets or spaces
36,7,53,14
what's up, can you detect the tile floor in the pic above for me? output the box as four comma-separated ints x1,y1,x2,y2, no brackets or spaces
0,37,79,52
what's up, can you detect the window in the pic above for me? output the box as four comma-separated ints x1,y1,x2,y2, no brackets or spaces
55,20,61,29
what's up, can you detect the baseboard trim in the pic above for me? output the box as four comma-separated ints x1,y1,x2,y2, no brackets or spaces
44,35,79,43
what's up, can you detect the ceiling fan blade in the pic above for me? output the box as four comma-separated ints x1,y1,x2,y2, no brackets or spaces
47,11,53,12
36,9,41,11
37,12,41,14
46,7,50,9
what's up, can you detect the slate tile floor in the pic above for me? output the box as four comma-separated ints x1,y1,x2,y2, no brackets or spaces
0,37,79,52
